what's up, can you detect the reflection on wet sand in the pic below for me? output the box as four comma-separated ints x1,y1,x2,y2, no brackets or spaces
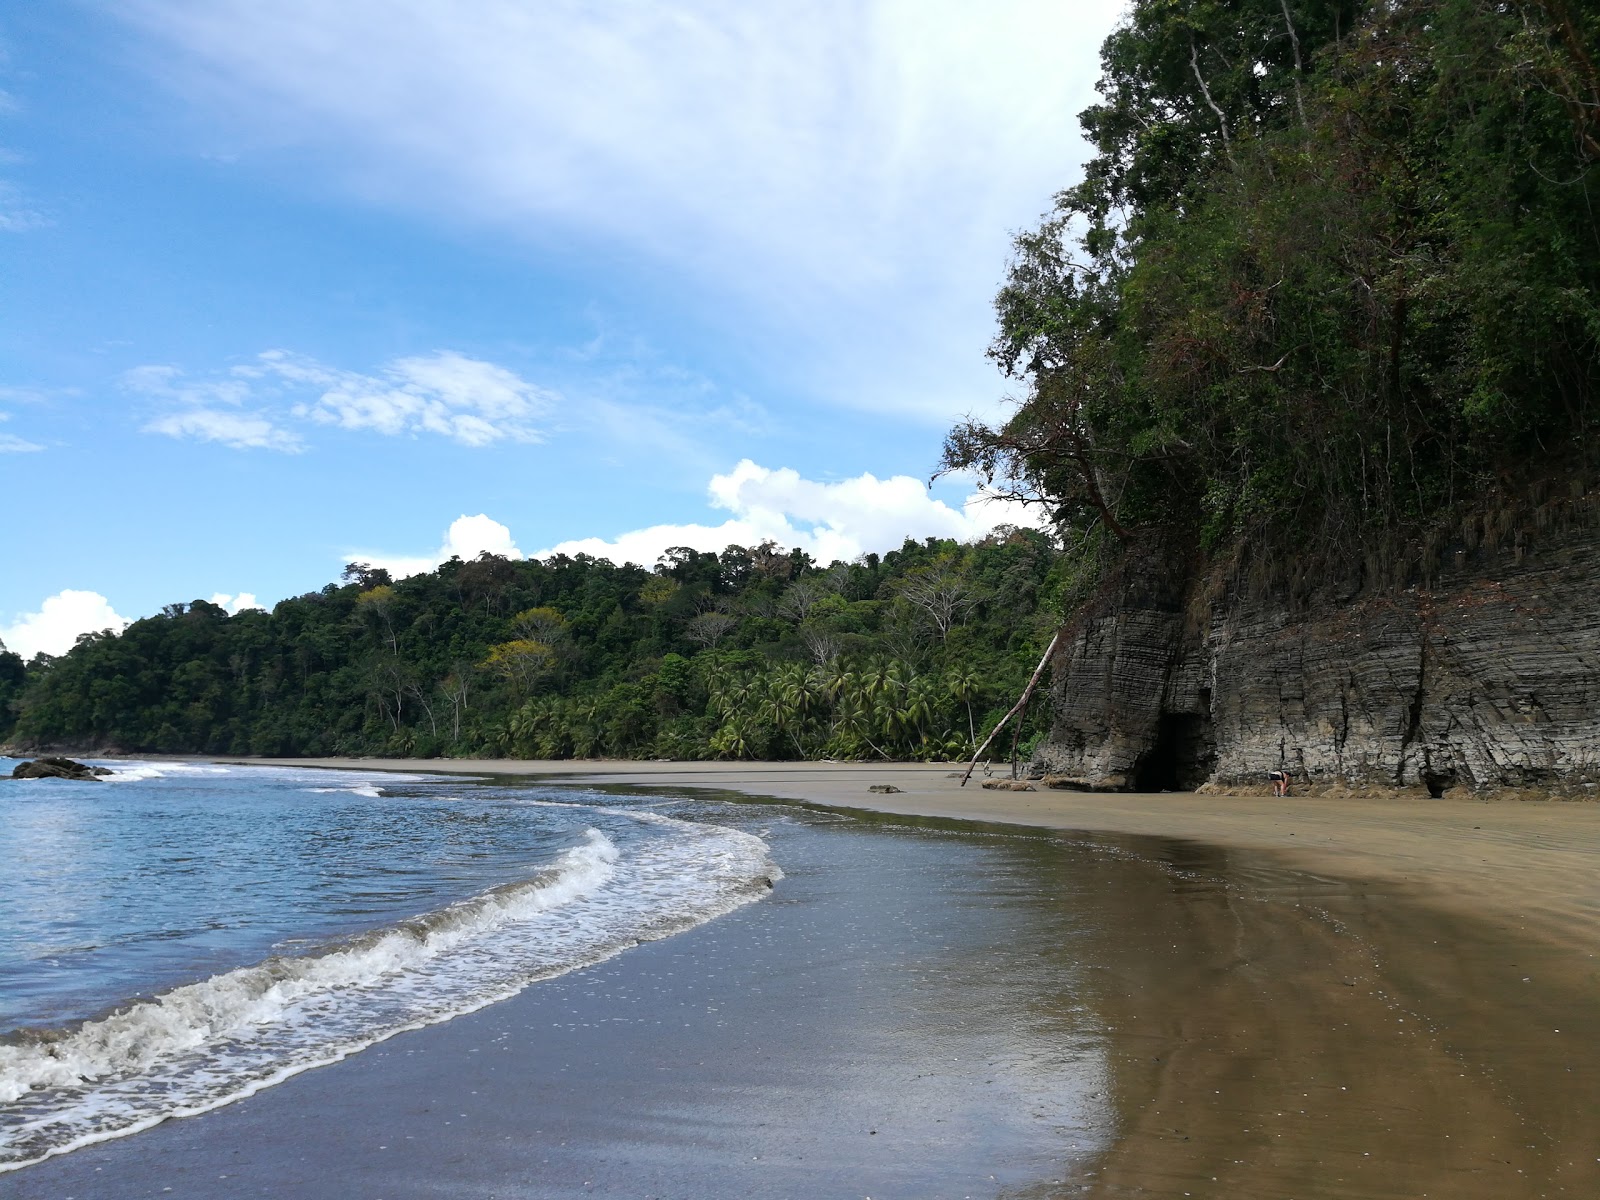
961,826,1599,1199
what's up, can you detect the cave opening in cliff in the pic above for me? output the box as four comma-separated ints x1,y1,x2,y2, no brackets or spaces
1132,712,1217,792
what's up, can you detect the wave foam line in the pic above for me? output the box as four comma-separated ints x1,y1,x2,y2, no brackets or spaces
305,784,385,798
0,818,778,1172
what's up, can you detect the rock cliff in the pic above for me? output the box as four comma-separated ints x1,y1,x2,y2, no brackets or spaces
1031,527,1600,796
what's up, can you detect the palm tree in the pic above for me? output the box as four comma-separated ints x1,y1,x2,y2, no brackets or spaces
772,665,816,757
904,675,937,750
945,666,982,751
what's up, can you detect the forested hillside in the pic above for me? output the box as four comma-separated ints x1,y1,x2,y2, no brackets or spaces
946,0,1600,593
2,533,1063,760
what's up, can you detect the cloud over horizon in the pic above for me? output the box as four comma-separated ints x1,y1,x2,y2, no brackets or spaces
209,592,264,615
356,460,1045,581
350,513,527,580
1,590,130,660
541,459,1043,566
1,465,1040,658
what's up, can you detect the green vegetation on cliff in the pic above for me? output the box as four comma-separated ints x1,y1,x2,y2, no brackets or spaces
3,534,1062,759
946,0,1600,588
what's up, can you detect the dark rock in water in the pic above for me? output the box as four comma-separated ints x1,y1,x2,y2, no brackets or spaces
867,784,903,794
10,756,107,781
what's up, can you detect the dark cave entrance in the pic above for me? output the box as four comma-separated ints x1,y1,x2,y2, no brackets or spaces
1132,710,1217,792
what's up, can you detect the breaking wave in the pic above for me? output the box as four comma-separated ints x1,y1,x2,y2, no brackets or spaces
0,809,779,1171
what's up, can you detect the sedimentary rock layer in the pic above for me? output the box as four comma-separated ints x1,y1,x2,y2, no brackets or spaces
1032,532,1600,794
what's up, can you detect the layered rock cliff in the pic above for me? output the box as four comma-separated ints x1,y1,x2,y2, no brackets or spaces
1032,527,1600,795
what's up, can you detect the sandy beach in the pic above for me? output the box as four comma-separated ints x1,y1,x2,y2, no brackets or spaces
14,758,1600,1197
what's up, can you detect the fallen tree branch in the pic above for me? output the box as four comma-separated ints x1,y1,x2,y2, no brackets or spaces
960,629,1064,787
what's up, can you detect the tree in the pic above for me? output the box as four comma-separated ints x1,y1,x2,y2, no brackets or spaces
342,562,393,590
946,666,983,750
946,0,1600,585
685,611,737,649
777,578,828,623
896,557,981,639
481,639,556,698
354,585,400,653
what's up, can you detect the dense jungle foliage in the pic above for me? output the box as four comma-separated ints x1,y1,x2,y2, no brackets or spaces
1,534,1064,760
946,0,1600,590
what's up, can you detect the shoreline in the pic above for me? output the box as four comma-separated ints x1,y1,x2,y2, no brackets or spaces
9,756,1599,1196
233,756,1600,949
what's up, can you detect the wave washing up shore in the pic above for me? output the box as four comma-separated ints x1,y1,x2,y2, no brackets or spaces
0,760,778,1172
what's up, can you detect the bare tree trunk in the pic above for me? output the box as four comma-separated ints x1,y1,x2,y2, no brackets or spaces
1190,40,1237,170
1281,0,1309,133
960,630,1062,786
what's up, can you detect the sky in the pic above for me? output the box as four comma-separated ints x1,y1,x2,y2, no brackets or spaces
1,0,1123,659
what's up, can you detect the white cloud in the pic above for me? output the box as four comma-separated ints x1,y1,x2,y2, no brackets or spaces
209,592,264,615
0,181,49,233
541,458,1045,567
122,0,1123,421
129,350,553,450
263,350,550,446
143,407,303,452
124,363,253,407
0,411,43,453
349,513,525,580
341,463,1043,581
1,591,130,660
127,363,302,451
0,387,58,405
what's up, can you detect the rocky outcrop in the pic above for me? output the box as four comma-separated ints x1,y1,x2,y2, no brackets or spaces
9,756,111,781
1032,529,1600,795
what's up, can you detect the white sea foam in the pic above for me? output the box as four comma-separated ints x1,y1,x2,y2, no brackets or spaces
101,762,232,782
0,810,778,1171
305,783,385,798
102,766,167,783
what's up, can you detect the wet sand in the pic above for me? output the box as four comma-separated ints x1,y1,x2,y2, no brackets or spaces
18,760,1600,1197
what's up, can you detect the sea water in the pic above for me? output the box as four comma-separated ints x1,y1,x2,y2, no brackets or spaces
0,759,779,1171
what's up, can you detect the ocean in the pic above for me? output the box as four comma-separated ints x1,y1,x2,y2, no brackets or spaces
0,759,779,1172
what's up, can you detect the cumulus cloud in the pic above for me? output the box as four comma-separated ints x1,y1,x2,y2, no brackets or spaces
349,513,525,580
342,463,1043,581
121,0,1123,420
129,350,553,450
1,590,130,660
209,592,264,615
541,459,1045,567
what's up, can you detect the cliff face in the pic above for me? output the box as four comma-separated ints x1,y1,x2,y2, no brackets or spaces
1032,531,1600,795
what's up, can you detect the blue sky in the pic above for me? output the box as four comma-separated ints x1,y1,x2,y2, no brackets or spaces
1,0,1121,658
